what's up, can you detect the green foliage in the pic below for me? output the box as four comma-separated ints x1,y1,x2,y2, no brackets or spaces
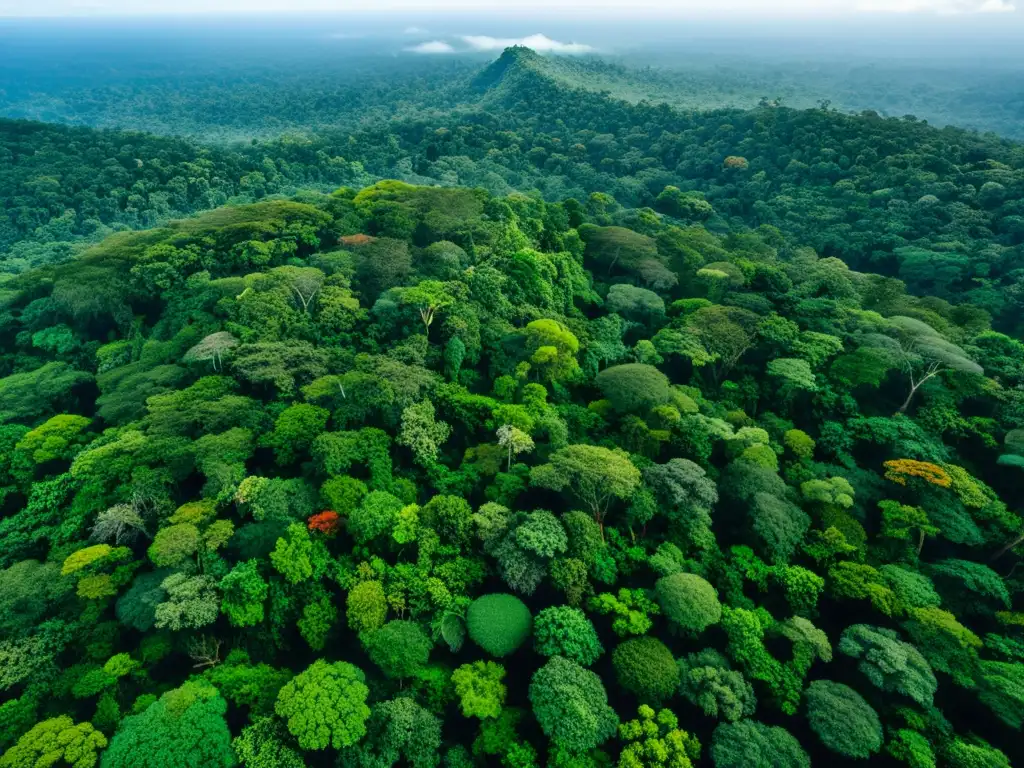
347,580,388,634
655,572,721,634
467,594,532,657
677,649,756,722
269,523,315,584
1,97,1023,766
365,620,432,679
710,721,809,768
589,588,659,637
531,444,641,526
612,637,680,704
274,660,370,750
1,717,107,768
804,680,883,758
232,717,305,768
220,560,268,627
839,624,937,705
529,656,619,754
339,697,441,768
533,606,603,666
617,705,700,768
101,682,234,768
452,661,507,719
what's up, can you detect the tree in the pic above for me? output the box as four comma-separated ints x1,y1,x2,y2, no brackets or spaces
497,424,534,470
617,706,700,768
612,637,680,704
883,316,983,413
269,523,315,584
276,265,324,314
154,573,219,631
522,319,580,382
804,680,883,759
116,570,170,632
452,661,507,719
348,491,404,545
397,400,451,466
183,332,239,372
148,523,200,567
339,697,441,768
589,588,660,638
677,649,756,722
879,500,937,555
595,364,673,414
533,606,603,666
232,717,305,768
710,721,809,768
838,624,937,706
101,681,234,768
365,620,432,680
1,717,107,768
531,444,641,534
265,403,329,464
92,504,149,546
606,284,666,325
655,572,721,634
347,580,388,635
467,594,532,657
767,358,817,396
685,305,759,383
529,656,619,754
398,280,456,335
977,661,1024,729
220,560,268,628
274,660,370,750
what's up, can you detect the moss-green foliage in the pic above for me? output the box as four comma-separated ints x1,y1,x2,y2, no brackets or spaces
101,682,234,768
533,606,603,666
529,656,619,754
339,697,442,768
364,620,432,680
804,680,883,758
466,594,532,657
839,624,937,705
677,649,756,722
654,572,721,634
612,637,680,704
710,721,809,768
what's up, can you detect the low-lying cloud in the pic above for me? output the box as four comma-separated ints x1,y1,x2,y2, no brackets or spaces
857,0,1014,12
406,40,456,54
460,33,594,53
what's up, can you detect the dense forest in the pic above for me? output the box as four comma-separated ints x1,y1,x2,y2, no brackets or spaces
5,48,1024,332
1,41,1024,768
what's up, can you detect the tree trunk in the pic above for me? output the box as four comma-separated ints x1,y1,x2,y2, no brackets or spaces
898,385,917,414
991,531,1024,562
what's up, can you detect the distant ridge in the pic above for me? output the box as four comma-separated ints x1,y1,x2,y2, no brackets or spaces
472,46,548,91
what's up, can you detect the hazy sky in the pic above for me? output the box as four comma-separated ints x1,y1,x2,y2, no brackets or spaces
0,0,1015,16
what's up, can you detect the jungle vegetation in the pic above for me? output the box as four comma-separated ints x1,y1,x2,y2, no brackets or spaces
0,43,1023,768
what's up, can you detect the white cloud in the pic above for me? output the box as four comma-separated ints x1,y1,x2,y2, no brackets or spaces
407,40,456,54
461,33,594,54
857,0,1014,11
403,26,428,34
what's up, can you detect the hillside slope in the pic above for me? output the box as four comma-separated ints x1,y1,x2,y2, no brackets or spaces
1,179,1023,768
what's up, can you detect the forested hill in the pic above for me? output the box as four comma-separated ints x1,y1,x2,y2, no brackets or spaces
3,47,1023,337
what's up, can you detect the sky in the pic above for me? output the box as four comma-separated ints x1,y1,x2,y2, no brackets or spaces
0,0,1015,16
